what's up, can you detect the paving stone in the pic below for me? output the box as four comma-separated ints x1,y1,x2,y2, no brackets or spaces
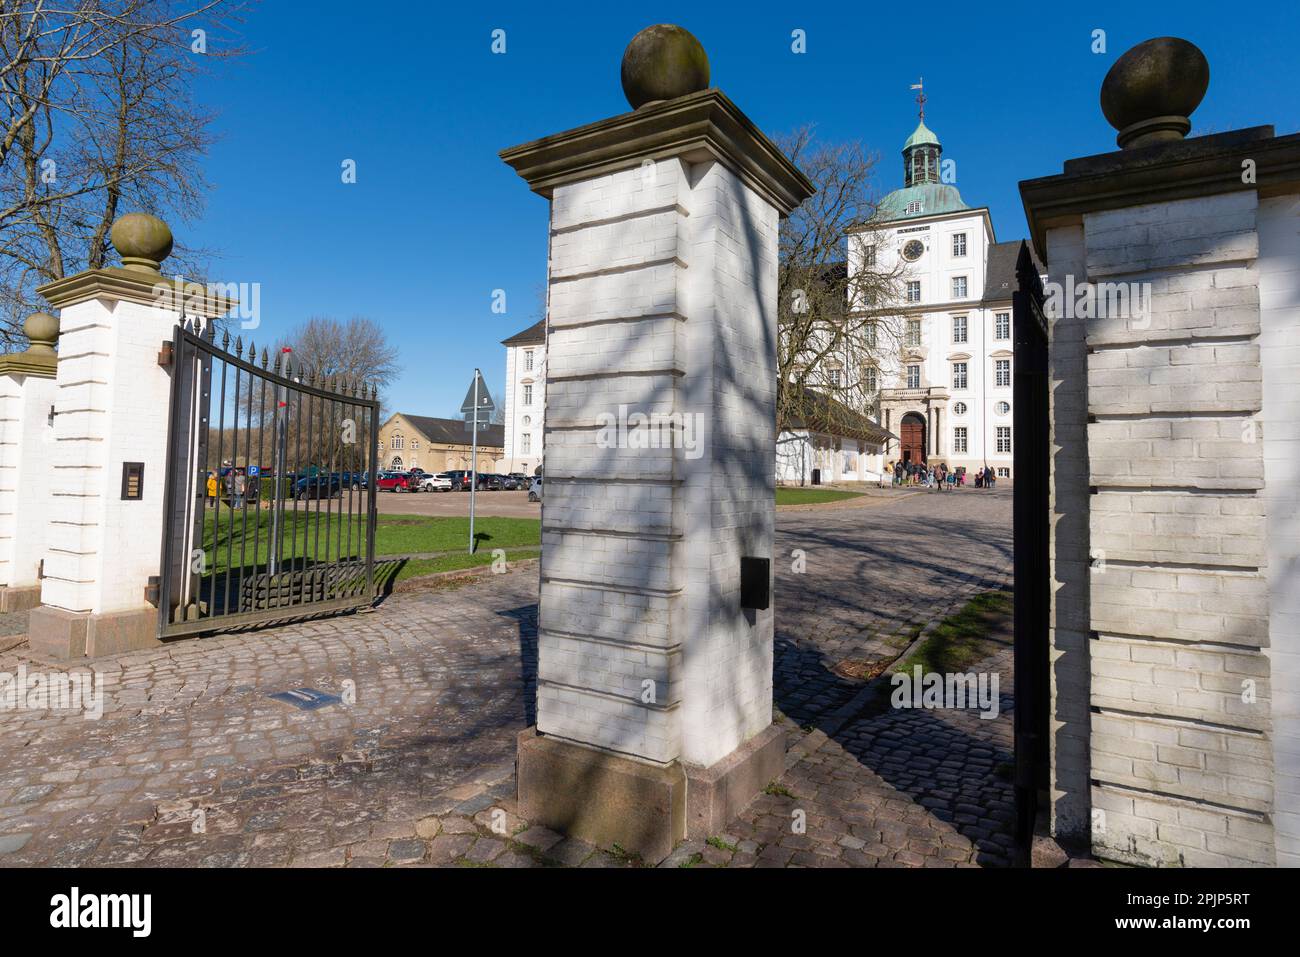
513,826,563,853
463,837,507,864
545,838,597,867
386,839,427,864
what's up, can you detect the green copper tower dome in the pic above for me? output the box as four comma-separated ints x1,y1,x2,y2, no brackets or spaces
878,101,969,221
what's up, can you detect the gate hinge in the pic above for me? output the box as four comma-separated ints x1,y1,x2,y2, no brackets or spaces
144,575,161,607
158,341,173,368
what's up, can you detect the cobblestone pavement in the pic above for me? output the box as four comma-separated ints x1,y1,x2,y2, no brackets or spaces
773,486,1013,727
0,487,1012,868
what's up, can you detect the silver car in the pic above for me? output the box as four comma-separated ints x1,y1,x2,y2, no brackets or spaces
527,476,542,503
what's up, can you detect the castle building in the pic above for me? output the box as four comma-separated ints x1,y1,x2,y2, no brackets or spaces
500,319,545,476
849,105,1030,479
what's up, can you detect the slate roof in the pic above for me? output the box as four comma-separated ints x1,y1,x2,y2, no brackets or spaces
501,319,546,347
786,389,895,445
396,414,504,449
982,240,1043,304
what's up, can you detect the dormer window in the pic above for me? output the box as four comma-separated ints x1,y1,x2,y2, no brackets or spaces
904,200,924,215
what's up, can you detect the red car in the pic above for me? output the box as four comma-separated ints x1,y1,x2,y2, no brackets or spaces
376,471,419,492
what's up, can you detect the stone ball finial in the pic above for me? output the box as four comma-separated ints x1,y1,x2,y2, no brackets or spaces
621,24,710,110
23,311,59,356
110,212,174,273
1101,37,1209,149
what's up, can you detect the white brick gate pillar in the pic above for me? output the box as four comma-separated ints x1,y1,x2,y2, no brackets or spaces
501,25,813,861
0,313,60,611
27,214,231,659
1021,38,1300,865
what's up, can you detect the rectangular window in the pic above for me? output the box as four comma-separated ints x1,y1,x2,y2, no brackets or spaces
953,427,968,453
952,362,968,390
907,365,920,389
997,467,1010,478
524,350,534,371
521,433,531,454
828,369,841,387
523,384,533,405
866,367,878,393
952,276,967,299
952,315,967,344
997,426,1012,454
866,321,878,348
995,359,1011,387
952,233,967,257
906,281,921,303
995,312,1010,340
906,319,921,346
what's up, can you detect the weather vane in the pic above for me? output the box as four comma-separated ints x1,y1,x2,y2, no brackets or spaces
910,77,926,120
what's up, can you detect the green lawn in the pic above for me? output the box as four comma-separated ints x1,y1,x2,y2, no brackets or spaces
775,487,864,506
379,546,543,585
200,507,540,572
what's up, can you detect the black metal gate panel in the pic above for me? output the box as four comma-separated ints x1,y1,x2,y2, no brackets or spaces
158,319,379,638
1012,242,1051,865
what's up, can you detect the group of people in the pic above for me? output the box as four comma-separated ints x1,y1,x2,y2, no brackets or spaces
886,460,999,491
206,467,261,508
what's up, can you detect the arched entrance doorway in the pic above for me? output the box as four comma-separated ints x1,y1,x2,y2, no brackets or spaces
900,412,926,465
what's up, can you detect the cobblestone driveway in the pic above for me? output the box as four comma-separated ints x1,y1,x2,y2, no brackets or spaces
0,487,1013,867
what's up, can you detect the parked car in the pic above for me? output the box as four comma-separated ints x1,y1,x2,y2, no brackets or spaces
478,473,505,491
293,474,342,500
335,470,368,490
508,472,528,489
376,471,419,492
420,473,453,492
495,474,522,491
442,469,472,491
528,475,542,503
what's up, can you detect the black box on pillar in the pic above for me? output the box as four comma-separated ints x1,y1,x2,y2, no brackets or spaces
740,557,770,610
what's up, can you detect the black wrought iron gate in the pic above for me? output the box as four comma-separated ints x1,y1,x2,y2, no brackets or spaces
1011,242,1051,865
157,320,380,638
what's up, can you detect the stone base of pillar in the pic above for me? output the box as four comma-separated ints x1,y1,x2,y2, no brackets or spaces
0,584,42,613
683,722,786,840
516,723,785,863
27,606,159,660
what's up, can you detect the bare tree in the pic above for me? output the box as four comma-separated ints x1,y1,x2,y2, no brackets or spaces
282,316,401,394
0,0,251,349
775,126,907,438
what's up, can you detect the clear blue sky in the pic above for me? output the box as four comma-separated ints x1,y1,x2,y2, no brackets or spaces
187,0,1298,417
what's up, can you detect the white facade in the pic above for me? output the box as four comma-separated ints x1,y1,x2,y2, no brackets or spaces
852,209,1017,478
775,429,885,485
501,323,545,475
